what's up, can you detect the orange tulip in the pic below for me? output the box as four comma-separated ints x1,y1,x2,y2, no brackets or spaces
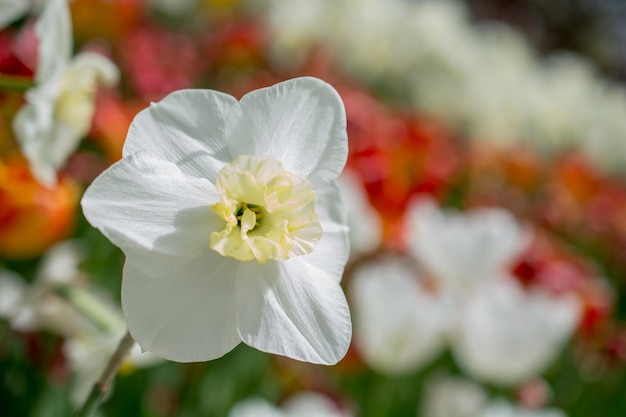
0,157,79,259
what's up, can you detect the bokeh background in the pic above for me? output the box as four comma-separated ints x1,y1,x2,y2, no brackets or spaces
1,0,626,416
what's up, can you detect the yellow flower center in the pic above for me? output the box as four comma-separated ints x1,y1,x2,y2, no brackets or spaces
210,155,322,263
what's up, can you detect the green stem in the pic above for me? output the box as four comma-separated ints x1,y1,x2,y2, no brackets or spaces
0,73,34,91
73,331,136,417
55,286,121,333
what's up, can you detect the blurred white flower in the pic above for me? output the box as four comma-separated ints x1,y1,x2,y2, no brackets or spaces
406,199,529,294
0,269,26,318
451,279,581,386
479,400,568,417
421,373,488,417
228,392,351,417
349,257,449,374
337,170,382,258
12,0,119,186
0,241,93,336
262,0,626,173
63,300,161,407
82,77,352,365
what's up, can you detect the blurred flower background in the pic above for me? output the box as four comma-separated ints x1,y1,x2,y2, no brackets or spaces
1,0,626,416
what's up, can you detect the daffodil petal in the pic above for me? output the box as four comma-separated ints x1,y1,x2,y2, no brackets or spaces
236,260,351,365
299,182,349,283
227,77,348,185
12,83,73,186
123,89,238,181
407,199,530,293
350,258,449,374
82,152,222,261
122,259,241,363
35,0,72,82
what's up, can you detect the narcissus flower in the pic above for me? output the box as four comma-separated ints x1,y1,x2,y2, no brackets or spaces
82,77,352,364
13,0,119,186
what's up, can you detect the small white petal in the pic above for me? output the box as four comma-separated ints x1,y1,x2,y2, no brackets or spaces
300,182,349,282
421,374,488,417
228,398,286,417
35,0,72,82
0,269,26,318
123,89,239,181
227,77,348,185
350,257,449,374
12,81,70,186
407,199,529,293
236,260,351,365
82,152,222,264
451,279,581,386
69,52,120,88
479,400,568,417
122,259,241,362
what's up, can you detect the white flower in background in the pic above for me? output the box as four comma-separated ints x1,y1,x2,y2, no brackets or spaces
0,269,26,318
64,302,161,407
0,241,94,336
0,0,29,28
337,170,382,258
82,77,352,365
421,373,488,417
12,0,119,187
349,257,449,374
228,392,351,417
262,0,626,173
406,199,529,293
479,400,568,417
451,279,581,386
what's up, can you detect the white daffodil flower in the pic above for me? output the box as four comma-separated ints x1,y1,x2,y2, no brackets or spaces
451,279,581,386
349,257,450,374
406,199,529,293
228,392,351,417
81,77,352,365
479,400,568,417
12,0,119,187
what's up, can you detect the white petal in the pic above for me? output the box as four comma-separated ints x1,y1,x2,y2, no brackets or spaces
236,260,351,365
283,392,347,416
69,52,120,88
227,77,348,184
480,400,568,417
421,374,488,417
81,152,222,265
0,269,26,318
35,0,72,82
228,398,285,417
350,257,449,374
121,258,241,362
12,81,69,186
451,279,581,386
300,182,349,282
123,89,239,181
0,0,29,29
407,199,530,293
